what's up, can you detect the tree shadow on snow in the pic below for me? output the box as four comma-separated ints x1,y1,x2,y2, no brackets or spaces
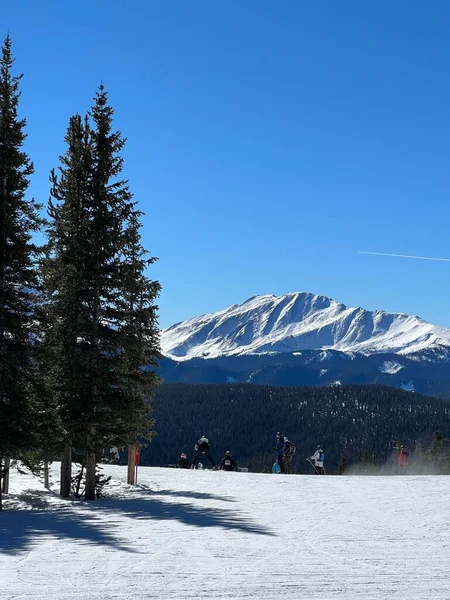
0,490,134,556
135,483,237,503
0,486,274,556
96,492,274,537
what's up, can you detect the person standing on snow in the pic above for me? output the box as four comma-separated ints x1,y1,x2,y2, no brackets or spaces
398,446,409,473
219,450,238,471
274,432,286,473
178,453,191,469
283,438,296,474
309,445,325,474
192,436,216,469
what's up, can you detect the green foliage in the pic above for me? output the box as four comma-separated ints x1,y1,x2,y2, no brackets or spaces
0,35,51,465
142,383,450,473
42,86,160,477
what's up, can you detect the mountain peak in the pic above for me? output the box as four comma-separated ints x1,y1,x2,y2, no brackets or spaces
161,292,450,360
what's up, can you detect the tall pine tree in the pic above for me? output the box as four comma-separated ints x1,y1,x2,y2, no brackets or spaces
0,36,44,508
41,114,94,496
43,87,160,500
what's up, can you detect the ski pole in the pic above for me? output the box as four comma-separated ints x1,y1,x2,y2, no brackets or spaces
306,458,320,475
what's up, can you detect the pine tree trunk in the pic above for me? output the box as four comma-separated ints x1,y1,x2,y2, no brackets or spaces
2,458,10,494
84,448,96,501
127,447,136,485
60,443,72,497
44,461,50,490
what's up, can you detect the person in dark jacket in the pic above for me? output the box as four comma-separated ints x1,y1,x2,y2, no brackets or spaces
178,453,191,469
283,438,296,474
219,451,238,471
192,436,216,468
274,432,285,473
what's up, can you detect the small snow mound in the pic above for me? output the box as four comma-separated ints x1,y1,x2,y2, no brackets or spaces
379,361,404,374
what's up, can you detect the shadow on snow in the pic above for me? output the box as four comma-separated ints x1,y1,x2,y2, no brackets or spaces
135,483,238,503
0,486,274,555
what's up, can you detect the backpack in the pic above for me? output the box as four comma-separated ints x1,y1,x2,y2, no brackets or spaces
319,451,325,462
285,441,296,457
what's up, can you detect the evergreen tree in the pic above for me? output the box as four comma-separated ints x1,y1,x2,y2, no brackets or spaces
41,114,93,496
0,36,45,508
43,87,160,500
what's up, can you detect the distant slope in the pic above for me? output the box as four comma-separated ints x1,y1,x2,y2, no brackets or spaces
161,292,450,360
159,347,450,398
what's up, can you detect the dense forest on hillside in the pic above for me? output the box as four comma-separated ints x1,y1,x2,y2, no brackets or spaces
141,384,450,473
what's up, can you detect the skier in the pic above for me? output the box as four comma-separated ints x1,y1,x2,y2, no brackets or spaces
178,452,191,469
192,436,216,469
338,456,348,475
219,450,238,472
273,432,285,473
308,445,325,474
398,445,409,473
283,438,296,474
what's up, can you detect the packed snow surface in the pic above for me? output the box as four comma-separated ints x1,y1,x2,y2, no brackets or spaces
2,464,450,599
161,292,450,360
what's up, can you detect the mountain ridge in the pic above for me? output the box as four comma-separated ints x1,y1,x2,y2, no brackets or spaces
161,292,450,361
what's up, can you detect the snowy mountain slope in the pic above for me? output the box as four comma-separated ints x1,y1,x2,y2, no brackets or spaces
3,464,450,599
161,292,450,360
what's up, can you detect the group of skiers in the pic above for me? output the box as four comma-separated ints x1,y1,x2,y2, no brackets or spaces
274,432,325,474
177,434,328,474
177,436,238,471
177,435,411,475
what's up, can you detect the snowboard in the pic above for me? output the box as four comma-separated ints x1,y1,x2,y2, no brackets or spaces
272,461,281,474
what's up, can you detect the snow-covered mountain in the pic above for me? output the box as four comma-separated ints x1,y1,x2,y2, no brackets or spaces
161,292,450,360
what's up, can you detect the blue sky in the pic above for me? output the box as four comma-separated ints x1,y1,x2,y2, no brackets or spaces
4,1,450,328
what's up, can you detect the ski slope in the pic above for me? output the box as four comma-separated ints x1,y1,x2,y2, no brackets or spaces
2,464,450,599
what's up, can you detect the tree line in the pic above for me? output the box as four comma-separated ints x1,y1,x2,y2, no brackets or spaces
0,36,160,508
145,383,450,473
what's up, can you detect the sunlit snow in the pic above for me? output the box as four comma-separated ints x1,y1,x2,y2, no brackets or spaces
2,464,450,599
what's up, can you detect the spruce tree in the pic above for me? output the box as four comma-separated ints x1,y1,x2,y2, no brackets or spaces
0,36,44,508
43,87,160,500
41,114,93,496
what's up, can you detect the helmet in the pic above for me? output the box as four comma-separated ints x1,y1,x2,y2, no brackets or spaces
180,453,187,459
226,450,231,455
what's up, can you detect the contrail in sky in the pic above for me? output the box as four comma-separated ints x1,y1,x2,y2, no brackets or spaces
359,251,450,263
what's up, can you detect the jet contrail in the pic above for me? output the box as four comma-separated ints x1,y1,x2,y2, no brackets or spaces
359,251,450,263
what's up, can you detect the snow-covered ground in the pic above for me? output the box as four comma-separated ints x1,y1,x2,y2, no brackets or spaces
2,464,450,599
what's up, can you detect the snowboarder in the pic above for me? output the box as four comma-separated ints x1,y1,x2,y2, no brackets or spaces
398,445,409,473
308,445,325,474
283,438,296,474
178,453,191,469
192,436,216,469
273,432,285,473
219,450,238,471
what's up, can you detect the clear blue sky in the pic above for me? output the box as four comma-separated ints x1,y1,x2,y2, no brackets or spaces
4,1,450,328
